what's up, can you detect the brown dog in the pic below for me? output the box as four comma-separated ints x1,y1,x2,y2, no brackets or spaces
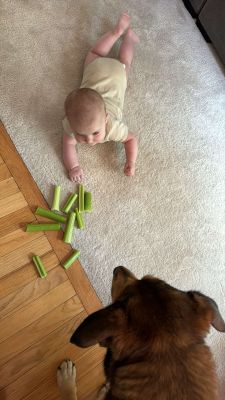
69,266,225,400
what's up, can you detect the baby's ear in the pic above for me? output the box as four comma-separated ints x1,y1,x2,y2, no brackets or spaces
189,291,225,332
70,305,118,347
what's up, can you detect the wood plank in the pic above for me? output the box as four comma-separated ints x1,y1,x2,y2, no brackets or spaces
22,379,60,400
0,342,105,400
0,116,104,400
0,235,52,278
0,154,4,164
0,122,102,313
0,228,43,257
0,267,68,318
0,280,75,343
0,251,59,300
79,363,105,400
0,317,84,387
0,297,85,367
0,191,27,218
0,177,19,200
0,206,35,238
0,163,11,181
65,259,102,314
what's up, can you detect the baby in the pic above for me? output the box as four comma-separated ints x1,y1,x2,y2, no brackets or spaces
62,13,139,182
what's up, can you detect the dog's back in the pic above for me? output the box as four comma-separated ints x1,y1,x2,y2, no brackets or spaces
103,343,218,399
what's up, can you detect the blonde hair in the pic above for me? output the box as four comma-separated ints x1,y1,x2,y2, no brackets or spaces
64,88,105,133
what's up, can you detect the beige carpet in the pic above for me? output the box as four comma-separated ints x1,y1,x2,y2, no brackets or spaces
1,0,225,394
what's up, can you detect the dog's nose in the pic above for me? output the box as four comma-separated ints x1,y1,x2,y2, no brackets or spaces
113,266,123,276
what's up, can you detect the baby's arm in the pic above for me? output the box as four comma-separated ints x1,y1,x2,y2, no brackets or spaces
63,133,84,182
123,132,138,176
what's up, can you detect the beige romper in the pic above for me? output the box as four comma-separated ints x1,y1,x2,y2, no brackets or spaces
62,57,128,142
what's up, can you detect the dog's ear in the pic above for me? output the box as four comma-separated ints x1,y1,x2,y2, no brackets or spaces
189,291,225,332
70,305,118,347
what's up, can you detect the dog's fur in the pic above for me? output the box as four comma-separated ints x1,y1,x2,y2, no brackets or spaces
70,267,225,399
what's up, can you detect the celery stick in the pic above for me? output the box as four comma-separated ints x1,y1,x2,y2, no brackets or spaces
63,212,76,244
32,255,47,278
84,192,92,212
75,208,85,229
78,185,84,213
26,223,61,232
62,250,80,269
51,185,61,212
35,207,66,223
62,193,78,213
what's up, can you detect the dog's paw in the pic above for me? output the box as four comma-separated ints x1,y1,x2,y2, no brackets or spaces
97,382,110,400
57,359,76,395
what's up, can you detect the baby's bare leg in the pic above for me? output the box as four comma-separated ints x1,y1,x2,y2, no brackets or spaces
57,360,77,400
119,28,140,76
84,13,131,67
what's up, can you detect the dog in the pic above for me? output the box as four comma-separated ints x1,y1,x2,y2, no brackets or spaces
60,266,225,400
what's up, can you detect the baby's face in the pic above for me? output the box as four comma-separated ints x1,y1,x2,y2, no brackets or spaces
72,113,107,146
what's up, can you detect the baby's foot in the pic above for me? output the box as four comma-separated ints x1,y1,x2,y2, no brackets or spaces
57,360,77,400
125,28,140,44
114,13,131,37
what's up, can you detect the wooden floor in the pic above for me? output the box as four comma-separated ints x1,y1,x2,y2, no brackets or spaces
0,122,105,400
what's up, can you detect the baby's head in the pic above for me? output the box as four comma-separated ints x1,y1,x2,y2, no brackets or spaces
65,88,107,145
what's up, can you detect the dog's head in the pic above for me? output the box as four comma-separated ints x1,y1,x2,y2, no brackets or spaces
70,267,225,358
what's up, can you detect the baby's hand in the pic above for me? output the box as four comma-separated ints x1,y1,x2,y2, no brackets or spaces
124,161,135,177
69,166,84,183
